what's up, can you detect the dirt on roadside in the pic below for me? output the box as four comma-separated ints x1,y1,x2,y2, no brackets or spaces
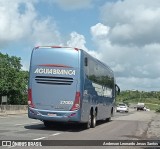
147,112,160,139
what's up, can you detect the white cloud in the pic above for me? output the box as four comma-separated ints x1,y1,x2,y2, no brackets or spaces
31,18,61,46
118,77,160,91
88,0,160,91
67,32,87,50
0,0,35,46
112,64,125,73
50,0,93,10
0,0,61,48
90,23,110,38
67,32,102,59
101,0,160,46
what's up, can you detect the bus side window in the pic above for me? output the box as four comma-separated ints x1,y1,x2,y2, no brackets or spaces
85,57,88,66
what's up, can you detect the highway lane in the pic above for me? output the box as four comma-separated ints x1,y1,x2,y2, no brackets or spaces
0,109,157,149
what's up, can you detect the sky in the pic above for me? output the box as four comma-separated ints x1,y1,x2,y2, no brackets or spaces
0,0,160,91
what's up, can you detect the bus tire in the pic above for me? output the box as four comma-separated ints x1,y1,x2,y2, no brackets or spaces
91,113,96,128
85,113,91,129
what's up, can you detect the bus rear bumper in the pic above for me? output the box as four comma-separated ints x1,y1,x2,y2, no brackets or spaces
28,107,80,122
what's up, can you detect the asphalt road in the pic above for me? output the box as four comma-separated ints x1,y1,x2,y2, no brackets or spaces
0,109,159,149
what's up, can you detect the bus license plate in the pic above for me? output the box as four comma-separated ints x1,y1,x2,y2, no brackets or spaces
48,113,57,116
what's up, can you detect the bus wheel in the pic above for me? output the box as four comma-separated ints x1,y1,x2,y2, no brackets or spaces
85,114,91,129
91,113,96,128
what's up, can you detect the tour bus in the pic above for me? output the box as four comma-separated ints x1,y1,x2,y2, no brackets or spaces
28,46,120,128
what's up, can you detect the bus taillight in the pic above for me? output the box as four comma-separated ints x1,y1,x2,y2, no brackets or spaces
70,92,80,111
28,89,35,108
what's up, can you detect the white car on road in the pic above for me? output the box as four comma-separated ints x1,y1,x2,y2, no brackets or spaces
116,103,129,113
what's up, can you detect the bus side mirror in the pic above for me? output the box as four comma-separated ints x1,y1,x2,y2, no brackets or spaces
115,84,120,95
85,57,88,66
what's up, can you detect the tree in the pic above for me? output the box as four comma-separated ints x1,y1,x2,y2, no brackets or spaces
0,52,28,104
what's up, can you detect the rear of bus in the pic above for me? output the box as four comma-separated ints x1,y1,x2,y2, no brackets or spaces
28,46,81,123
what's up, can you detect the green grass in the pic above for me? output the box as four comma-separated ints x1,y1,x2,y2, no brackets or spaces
145,103,159,111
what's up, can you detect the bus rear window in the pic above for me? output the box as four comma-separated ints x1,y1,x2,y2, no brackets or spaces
32,48,79,68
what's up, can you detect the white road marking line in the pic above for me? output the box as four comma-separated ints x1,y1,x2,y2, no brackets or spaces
33,137,46,140
15,122,40,126
8,146,14,149
33,133,61,141
51,132,61,136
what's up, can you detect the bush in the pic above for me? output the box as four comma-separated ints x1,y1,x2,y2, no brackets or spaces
155,106,160,113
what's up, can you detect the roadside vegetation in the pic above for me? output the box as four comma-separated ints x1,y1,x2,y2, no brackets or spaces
0,52,28,105
117,90,160,112
155,106,160,113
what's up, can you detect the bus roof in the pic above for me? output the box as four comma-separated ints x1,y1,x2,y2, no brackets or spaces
35,46,79,51
34,46,113,75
